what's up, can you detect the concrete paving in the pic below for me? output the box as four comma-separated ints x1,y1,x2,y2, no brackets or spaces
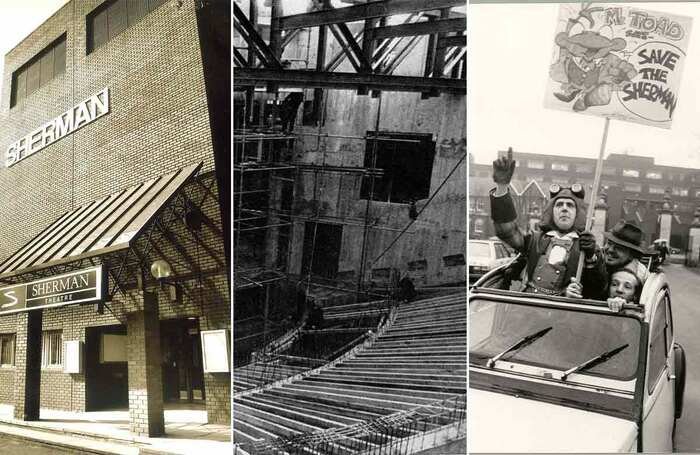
0,404,231,454
1,434,80,454
667,263,700,452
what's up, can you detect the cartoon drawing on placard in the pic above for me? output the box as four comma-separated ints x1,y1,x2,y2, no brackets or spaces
549,3,637,112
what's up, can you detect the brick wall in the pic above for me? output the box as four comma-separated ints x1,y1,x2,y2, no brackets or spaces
0,0,215,257
0,0,230,425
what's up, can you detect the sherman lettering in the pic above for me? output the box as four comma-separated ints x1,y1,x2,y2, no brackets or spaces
5,87,110,167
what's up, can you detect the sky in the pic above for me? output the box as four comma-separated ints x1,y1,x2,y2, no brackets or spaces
469,2,700,169
0,1,69,95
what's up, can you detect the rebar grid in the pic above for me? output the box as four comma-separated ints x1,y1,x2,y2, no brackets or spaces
248,394,466,455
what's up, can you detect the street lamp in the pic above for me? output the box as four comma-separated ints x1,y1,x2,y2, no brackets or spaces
150,260,182,303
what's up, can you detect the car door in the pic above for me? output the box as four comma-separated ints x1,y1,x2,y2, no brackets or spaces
642,292,675,452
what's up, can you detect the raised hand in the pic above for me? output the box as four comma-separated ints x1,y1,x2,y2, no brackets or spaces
492,147,516,184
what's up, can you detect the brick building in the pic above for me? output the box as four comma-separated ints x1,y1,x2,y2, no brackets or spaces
470,150,700,250
0,0,229,436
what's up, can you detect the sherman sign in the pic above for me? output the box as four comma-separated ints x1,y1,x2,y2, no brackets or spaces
5,87,110,167
0,266,103,315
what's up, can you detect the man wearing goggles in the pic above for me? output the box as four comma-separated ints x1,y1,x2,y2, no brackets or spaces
489,149,606,297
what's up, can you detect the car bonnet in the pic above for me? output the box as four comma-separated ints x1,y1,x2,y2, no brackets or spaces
470,389,637,453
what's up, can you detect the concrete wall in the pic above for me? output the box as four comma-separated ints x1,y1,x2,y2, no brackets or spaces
288,92,466,286
0,0,229,424
282,25,465,286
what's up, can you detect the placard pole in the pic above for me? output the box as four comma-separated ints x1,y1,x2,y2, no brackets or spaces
575,116,610,282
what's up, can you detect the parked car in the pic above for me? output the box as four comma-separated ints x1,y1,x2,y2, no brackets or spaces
470,267,686,452
670,247,681,255
469,239,513,284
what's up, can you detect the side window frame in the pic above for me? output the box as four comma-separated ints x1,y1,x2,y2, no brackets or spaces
663,293,673,354
647,294,669,394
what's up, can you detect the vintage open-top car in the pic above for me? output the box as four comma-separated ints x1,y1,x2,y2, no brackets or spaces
469,263,686,452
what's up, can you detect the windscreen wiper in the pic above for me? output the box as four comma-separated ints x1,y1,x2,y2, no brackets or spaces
486,327,552,368
560,344,629,381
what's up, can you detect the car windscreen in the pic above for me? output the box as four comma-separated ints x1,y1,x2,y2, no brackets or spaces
470,298,642,381
469,242,491,259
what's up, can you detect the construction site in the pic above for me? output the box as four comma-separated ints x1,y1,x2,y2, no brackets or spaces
233,0,466,453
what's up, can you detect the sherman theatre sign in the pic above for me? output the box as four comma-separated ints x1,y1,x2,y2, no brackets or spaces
0,266,103,315
5,87,110,167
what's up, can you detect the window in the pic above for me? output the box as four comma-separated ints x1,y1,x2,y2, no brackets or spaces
473,218,485,234
551,162,568,172
622,169,640,178
624,183,642,192
41,330,63,367
648,185,666,194
602,167,617,176
646,171,663,180
527,160,544,169
302,89,323,126
673,187,688,197
87,0,165,54
695,190,700,198
361,132,435,203
407,259,427,271
576,164,593,173
443,254,466,266
10,34,66,107
0,335,15,366
647,297,669,393
494,244,509,259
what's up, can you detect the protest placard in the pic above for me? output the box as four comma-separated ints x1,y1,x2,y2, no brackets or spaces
545,4,692,129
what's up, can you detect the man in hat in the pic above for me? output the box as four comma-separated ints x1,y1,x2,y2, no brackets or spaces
567,220,649,303
603,221,649,279
490,151,606,297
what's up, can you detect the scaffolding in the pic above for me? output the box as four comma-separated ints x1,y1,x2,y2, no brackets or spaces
233,0,467,361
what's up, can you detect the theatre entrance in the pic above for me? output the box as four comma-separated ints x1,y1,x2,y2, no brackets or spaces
160,318,206,403
85,325,129,411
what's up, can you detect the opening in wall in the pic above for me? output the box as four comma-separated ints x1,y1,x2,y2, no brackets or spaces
361,132,436,203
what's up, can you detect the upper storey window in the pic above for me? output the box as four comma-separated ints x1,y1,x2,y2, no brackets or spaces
87,0,167,54
10,34,66,108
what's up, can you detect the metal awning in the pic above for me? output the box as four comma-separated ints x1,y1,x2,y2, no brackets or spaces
0,162,203,280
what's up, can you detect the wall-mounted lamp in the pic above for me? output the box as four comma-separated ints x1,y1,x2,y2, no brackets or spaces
150,260,182,303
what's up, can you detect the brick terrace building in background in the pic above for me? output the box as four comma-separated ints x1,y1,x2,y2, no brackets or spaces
0,0,229,436
470,150,700,249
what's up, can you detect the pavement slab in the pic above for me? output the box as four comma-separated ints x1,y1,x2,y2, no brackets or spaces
0,404,231,454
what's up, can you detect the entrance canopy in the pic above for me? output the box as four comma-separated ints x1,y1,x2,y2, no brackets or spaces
0,162,204,286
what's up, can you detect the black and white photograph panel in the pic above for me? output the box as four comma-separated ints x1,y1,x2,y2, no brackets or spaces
233,0,466,453
0,1,231,454
469,2,700,452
